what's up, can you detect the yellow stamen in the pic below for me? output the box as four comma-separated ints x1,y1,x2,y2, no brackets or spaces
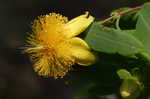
25,12,96,79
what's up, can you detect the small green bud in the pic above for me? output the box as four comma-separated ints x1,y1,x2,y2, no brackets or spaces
120,77,143,99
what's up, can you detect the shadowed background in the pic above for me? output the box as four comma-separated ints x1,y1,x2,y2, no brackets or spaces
0,0,148,99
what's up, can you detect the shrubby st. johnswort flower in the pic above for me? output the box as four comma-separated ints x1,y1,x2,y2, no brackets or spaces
24,12,96,79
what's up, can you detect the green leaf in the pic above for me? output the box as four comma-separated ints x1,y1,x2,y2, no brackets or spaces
117,69,132,79
134,2,150,60
123,30,136,35
85,22,144,56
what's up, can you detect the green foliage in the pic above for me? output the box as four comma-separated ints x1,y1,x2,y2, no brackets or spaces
134,2,150,60
71,2,150,99
117,69,132,79
85,22,143,56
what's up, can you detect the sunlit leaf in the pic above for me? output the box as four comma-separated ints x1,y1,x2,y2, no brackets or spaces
85,22,143,56
117,69,132,79
134,2,150,60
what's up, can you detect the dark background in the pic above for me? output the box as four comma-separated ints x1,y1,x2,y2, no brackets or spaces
0,0,149,99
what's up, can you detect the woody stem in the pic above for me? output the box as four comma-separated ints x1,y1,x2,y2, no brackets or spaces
100,6,141,24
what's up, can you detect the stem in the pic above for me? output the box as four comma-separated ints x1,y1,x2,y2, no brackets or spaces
116,16,121,30
100,6,141,24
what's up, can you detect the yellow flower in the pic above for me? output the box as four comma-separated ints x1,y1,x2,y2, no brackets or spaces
25,12,96,79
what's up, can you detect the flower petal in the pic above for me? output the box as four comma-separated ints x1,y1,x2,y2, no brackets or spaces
66,37,96,66
65,12,94,38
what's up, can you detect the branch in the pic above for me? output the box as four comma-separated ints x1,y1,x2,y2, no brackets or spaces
100,6,141,24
